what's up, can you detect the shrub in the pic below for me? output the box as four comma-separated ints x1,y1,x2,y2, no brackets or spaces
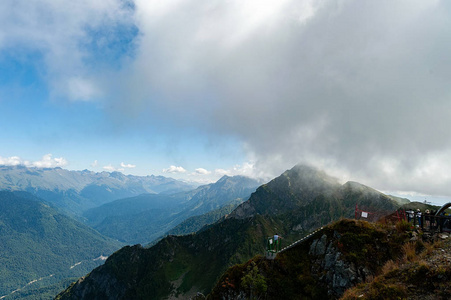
241,261,267,300
395,219,412,232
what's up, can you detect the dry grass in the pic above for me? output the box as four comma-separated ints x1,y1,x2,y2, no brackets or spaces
414,239,442,259
340,284,366,300
402,242,417,263
364,274,374,283
417,259,429,268
420,240,440,257
380,259,399,275
341,222,450,300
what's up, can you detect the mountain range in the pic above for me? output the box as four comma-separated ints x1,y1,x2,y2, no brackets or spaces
0,165,196,215
0,168,260,299
56,164,403,299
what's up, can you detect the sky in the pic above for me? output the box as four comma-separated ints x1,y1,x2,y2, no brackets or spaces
1,0,451,203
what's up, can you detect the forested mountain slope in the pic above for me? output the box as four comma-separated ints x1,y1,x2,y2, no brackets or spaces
83,175,259,244
0,191,121,299
166,199,243,236
56,165,401,300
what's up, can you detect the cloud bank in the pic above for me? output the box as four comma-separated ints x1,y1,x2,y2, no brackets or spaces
3,0,451,197
0,154,68,168
194,168,211,175
0,0,136,100
120,0,451,196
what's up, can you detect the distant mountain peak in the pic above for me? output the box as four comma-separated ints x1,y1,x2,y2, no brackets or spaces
230,164,396,220
217,174,251,182
109,171,127,180
290,164,340,184
217,175,231,181
342,181,382,195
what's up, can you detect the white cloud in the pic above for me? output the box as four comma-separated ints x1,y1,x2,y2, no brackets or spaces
121,162,136,168
102,164,127,173
30,154,68,168
91,160,98,167
185,162,264,185
67,77,103,101
214,162,261,179
103,164,116,172
231,162,259,177
163,165,187,173
116,0,451,197
194,168,211,175
0,0,135,101
0,156,23,166
214,169,230,177
0,154,68,168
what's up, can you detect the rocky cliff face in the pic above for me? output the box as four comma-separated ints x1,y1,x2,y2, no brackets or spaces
309,233,369,298
209,219,410,299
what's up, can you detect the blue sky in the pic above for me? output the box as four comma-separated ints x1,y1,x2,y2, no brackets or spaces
1,0,451,202
0,0,251,182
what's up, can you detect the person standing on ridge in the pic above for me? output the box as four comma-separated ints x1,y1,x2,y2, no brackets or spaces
406,209,414,223
417,209,422,227
274,233,282,251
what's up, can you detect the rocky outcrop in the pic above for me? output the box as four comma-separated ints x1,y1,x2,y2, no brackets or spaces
228,200,256,219
56,272,127,300
210,219,410,299
309,233,370,298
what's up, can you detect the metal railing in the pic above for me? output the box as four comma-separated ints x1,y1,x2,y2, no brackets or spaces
406,212,451,233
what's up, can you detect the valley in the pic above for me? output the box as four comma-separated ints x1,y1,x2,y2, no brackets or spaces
0,191,121,299
1,164,450,299
0,167,259,299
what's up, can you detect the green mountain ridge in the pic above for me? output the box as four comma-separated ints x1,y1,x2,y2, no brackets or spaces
0,191,122,299
83,175,260,244
56,164,401,299
230,166,399,224
166,198,244,236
